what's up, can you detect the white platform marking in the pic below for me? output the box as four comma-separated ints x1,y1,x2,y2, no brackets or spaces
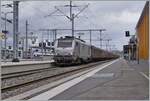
140,72,149,80
28,59,120,101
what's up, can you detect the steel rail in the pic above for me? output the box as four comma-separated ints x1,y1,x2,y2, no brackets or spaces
2,60,110,93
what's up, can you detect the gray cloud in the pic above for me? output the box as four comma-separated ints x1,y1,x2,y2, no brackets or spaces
1,1,146,51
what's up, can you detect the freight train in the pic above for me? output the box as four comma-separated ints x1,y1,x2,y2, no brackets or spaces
53,36,119,65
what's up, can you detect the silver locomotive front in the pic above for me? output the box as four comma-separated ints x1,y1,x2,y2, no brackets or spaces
54,37,75,63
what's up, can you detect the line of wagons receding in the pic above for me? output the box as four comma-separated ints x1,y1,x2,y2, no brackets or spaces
53,36,119,65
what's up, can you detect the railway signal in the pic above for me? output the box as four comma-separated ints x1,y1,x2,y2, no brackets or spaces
125,31,130,37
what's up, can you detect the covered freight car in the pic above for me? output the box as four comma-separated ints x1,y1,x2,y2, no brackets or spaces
91,46,118,61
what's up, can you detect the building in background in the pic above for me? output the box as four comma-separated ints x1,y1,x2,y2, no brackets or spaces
123,35,137,60
136,1,149,61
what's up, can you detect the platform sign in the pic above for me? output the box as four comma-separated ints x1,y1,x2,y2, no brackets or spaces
0,32,5,40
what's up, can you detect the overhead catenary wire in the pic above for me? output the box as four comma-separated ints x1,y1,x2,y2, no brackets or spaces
44,1,89,37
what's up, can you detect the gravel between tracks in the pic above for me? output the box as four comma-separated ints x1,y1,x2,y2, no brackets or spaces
2,61,109,99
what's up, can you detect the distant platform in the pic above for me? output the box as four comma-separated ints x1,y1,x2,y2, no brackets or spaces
1,60,54,75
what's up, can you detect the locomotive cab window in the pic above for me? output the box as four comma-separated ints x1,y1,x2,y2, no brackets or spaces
57,39,73,48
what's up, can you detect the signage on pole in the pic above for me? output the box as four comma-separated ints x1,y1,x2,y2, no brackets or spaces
0,32,5,40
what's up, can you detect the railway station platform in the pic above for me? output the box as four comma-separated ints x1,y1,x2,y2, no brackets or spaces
29,58,149,100
1,60,53,75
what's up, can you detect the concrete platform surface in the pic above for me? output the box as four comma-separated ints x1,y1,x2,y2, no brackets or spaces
1,60,54,75
1,60,53,66
29,58,149,100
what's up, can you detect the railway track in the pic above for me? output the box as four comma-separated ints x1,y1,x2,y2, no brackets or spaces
2,60,111,99
2,67,57,79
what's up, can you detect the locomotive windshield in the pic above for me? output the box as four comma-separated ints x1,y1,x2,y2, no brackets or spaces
57,39,72,48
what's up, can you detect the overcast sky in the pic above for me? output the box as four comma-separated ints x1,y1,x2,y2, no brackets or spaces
1,1,146,51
